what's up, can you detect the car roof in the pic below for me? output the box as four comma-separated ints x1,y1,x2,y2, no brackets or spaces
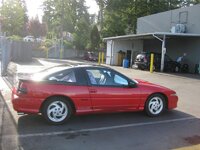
49,64,112,70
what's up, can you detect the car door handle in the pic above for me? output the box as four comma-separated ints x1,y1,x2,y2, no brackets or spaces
89,89,97,93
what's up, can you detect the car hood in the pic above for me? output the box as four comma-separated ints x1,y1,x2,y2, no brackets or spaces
134,79,172,91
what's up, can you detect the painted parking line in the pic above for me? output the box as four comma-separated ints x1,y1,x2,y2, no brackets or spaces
3,116,196,139
173,144,200,150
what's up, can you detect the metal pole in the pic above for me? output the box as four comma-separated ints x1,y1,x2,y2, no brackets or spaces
150,53,154,73
161,35,166,72
111,40,114,65
101,52,104,64
60,0,64,59
98,52,101,65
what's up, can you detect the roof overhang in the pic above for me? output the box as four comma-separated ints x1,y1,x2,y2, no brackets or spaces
103,32,200,41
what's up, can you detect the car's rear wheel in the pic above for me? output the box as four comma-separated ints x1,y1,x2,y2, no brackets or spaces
145,94,166,117
42,97,72,125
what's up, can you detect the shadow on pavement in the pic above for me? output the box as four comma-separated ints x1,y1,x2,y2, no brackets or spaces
16,110,195,134
155,72,200,80
15,110,200,150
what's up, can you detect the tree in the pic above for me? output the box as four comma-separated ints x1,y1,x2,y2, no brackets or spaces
0,0,28,36
27,16,47,38
73,17,91,50
43,0,92,50
43,0,79,37
96,0,107,31
90,25,100,50
98,0,200,37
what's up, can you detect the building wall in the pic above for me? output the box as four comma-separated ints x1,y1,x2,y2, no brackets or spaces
106,40,143,65
112,40,132,65
143,38,200,72
137,4,200,34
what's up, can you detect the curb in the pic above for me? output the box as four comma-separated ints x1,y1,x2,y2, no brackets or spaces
0,76,18,127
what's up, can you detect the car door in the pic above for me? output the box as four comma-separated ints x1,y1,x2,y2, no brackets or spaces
85,67,141,112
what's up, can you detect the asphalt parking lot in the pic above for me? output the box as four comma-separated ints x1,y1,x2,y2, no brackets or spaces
1,59,200,150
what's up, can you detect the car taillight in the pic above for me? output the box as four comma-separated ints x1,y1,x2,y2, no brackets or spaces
17,81,28,94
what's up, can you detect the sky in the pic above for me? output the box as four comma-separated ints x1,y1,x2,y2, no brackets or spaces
25,0,99,22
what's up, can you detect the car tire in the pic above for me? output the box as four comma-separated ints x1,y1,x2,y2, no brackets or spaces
145,94,166,117
42,97,72,125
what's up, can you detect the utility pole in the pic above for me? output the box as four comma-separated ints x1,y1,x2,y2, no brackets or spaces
60,0,64,59
0,0,5,36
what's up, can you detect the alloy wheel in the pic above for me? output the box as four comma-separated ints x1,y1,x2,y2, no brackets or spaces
47,101,68,123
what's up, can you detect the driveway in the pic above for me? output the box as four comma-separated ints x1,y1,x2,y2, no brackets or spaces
1,59,200,150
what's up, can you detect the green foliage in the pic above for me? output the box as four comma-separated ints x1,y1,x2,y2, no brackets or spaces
8,35,23,41
44,39,53,48
46,32,54,39
43,0,92,50
98,0,200,37
63,40,73,49
0,0,28,36
28,17,47,38
90,25,100,50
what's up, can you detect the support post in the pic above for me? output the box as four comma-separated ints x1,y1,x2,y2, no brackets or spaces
98,52,101,65
150,53,154,73
110,40,114,65
60,39,63,59
101,52,104,64
161,35,166,72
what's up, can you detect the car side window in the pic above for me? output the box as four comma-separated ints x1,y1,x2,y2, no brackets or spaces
86,69,113,85
48,70,76,83
86,68,128,87
114,74,128,86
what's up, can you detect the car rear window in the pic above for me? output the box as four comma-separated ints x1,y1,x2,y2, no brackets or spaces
31,66,72,81
47,70,76,83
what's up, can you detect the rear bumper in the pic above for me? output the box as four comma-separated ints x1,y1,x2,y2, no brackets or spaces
12,88,41,114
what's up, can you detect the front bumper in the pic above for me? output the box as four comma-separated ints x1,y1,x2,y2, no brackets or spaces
168,94,178,109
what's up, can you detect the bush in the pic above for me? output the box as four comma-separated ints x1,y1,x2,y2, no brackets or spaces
44,39,53,48
8,35,22,41
63,40,73,49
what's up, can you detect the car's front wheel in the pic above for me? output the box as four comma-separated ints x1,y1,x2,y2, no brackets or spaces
145,94,166,117
42,97,72,125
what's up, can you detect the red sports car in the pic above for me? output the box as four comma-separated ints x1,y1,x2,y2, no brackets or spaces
12,65,178,124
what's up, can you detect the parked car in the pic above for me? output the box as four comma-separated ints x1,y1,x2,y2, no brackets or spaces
83,52,98,61
12,65,178,125
134,52,180,72
23,36,35,42
36,38,43,43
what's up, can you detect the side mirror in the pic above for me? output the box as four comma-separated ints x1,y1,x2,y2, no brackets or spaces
128,81,137,88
